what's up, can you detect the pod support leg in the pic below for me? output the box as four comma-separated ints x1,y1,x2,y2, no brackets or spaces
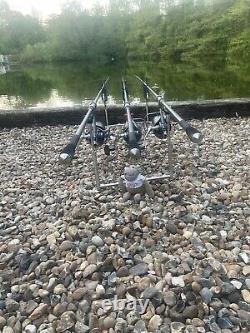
90,125,101,191
167,113,173,179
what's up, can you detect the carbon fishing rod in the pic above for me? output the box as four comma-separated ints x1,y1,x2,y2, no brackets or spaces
122,78,142,158
59,78,110,163
136,76,203,143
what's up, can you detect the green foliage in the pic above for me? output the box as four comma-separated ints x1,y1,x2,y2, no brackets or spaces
0,0,249,64
0,1,44,53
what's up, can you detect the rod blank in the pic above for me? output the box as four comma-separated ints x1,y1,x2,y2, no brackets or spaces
122,78,141,158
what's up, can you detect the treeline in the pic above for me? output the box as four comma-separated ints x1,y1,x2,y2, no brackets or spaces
0,0,249,64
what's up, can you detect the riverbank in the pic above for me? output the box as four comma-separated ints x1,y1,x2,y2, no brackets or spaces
0,98,250,128
0,118,249,332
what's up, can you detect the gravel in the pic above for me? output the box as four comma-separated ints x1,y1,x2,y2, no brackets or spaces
0,117,249,332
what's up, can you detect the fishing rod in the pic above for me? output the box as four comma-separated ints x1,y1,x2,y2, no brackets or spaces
122,78,142,158
136,76,203,143
59,78,110,163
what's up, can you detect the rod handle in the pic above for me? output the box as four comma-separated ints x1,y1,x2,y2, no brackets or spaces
59,134,81,164
179,120,203,144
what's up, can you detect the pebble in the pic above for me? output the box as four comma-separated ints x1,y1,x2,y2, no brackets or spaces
171,322,186,333
82,264,97,278
241,289,250,303
1,119,249,332
129,263,148,276
53,284,67,295
29,303,48,320
59,240,73,251
72,288,87,301
0,316,6,329
91,236,104,247
243,266,250,276
148,314,163,331
24,325,37,333
2,327,14,333
172,276,185,287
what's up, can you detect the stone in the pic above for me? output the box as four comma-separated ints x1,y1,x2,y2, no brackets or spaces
25,325,37,333
47,234,57,246
171,322,186,333
82,264,97,278
72,207,89,219
192,281,202,294
243,266,250,276
172,276,185,287
72,288,87,301
164,291,177,307
166,222,178,234
143,287,159,299
182,305,198,319
148,315,163,331
29,303,49,320
91,236,104,247
245,279,250,289
184,326,198,333
200,288,213,304
217,317,233,329
117,266,129,277
56,311,75,332
0,316,6,330
241,289,250,303
237,309,250,323
5,299,19,312
75,322,90,333
239,252,250,264
103,219,116,230
59,240,73,251
26,300,39,314
134,193,141,203
230,280,242,290
53,303,68,316
134,320,147,333
2,327,14,333
221,283,235,295
129,263,148,276
102,316,115,329
53,284,67,295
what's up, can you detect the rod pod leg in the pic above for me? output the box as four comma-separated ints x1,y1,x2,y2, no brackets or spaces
90,125,101,191
167,113,173,179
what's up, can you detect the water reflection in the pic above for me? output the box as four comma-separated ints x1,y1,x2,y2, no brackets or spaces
0,57,249,109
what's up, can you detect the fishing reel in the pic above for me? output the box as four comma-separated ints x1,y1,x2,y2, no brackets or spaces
123,121,142,144
151,113,171,139
84,121,109,146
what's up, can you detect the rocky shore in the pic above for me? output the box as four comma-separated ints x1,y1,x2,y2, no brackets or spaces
0,118,249,333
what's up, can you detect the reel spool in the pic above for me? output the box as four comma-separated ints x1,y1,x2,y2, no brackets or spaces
151,113,171,139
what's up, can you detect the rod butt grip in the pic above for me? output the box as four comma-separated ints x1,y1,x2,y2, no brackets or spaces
179,120,203,144
59,134,81,164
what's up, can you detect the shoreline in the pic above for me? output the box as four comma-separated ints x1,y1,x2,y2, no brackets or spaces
0,98,250,128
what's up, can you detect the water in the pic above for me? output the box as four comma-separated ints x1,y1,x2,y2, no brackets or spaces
0,57,249,109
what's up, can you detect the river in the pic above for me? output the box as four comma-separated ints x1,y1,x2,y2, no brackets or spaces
0,57,249,109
